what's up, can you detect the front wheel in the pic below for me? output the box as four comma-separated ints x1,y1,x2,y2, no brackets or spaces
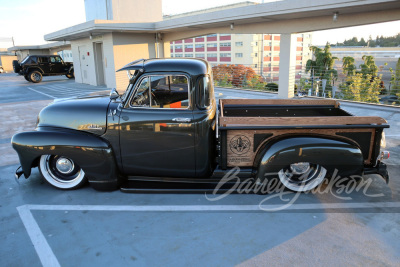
278,162,327,192
39,155,87,190
24,75,30,82
66,70,74,79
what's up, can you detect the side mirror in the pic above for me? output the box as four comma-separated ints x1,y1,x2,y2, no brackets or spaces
110,88,120,101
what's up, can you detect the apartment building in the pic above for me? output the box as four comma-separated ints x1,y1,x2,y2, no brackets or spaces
170,33,312,81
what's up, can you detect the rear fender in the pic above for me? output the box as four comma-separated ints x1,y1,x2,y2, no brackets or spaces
11,129,118,184
25,67,43,74
254,137,364,180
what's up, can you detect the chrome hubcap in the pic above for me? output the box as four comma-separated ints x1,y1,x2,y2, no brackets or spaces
55,157,74,174
290,162,310,175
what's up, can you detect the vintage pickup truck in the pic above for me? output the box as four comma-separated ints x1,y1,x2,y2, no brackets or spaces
12,58,390,192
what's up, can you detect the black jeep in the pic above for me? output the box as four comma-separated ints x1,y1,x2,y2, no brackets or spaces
13,55,74,83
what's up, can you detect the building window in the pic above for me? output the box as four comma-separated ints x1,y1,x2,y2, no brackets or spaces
220,42,231,47
254,64,257,68
207,34,217,37
196,54,205,58
220,53,231,57
175,54,183,57
185,54,193,57
220,34,230,37
185,44,193,49
175,45,182,49
207,53,217,57
195,44,204,48
235,42,243,46
207,43,217,48
235,53,243,58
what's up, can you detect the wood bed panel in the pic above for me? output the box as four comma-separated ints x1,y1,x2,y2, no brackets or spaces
225,128,375,167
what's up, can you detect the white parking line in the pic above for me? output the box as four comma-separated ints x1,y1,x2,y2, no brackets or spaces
27,87,56,99
17,206,60,267
17,202,400,266
23,202,400,212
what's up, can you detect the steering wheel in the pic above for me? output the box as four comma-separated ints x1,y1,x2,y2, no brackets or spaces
151,92,159,106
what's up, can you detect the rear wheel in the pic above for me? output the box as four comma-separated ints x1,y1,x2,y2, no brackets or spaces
29,71,42,83
278,162,327,192
39,155,87,190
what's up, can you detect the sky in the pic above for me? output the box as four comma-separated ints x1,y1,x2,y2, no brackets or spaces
0,0,399,47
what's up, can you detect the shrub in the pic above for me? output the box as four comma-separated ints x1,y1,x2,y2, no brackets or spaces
265,82,278,92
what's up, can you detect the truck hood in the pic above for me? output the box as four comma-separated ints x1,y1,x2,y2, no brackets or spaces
37,95,111,135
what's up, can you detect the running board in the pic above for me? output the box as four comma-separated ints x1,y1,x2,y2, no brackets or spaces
120,179,241,194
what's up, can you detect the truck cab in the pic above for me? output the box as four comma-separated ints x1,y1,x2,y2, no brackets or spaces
113,58,217,178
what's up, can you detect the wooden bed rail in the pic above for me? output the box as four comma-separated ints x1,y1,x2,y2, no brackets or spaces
219,99,341,108
219,116,387,127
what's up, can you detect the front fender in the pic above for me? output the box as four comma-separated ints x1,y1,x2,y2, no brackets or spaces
11,129,118,184
254,137,364,179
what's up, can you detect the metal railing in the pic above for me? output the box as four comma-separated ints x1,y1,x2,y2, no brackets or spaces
211,63,400,106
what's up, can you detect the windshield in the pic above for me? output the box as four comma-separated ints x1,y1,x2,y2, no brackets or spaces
121,70,141,102
21,56,30,64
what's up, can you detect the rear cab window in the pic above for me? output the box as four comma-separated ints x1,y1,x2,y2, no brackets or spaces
198,75,213,109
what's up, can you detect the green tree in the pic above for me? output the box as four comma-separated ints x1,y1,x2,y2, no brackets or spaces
360,55,378,77
342,56,357,77
359,38,367,46
340,73,381,103
392,58,400,97
305,43,338,86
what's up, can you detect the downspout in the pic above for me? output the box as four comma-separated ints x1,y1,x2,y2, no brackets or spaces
155,33,159,58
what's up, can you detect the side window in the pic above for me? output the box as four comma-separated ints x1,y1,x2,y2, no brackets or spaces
50,57,56,63
130,75,189,109
26,57,38,64
55,56,62,63
40,57,49,63
131,77,150,106
198,75,213,108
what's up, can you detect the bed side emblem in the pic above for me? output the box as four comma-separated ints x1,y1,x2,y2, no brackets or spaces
229,135,251,155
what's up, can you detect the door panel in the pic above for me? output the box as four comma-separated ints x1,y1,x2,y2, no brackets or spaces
38,57,50,73
78,46,89,84
49,56,64,73
119,74,196,177
119,108,195,177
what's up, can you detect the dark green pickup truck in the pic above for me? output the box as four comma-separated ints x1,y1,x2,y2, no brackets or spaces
12,58,390,192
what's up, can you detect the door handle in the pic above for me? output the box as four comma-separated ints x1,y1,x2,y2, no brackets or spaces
172,118,191,123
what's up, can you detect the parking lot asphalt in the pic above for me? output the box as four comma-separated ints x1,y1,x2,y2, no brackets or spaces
1,74,399,266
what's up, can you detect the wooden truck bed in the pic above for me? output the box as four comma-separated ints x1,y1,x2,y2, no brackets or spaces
218,99,388,168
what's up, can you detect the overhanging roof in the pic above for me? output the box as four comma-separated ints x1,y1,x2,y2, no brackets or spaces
8,41,71,53
44,0,400,41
